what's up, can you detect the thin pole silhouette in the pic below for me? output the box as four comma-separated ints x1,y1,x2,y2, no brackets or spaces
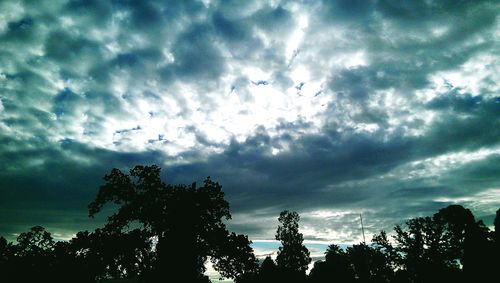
359,214,366,244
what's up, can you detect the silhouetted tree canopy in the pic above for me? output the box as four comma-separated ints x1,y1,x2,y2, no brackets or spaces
348,243,394,283
68,228,154,281
275,210,311,280
309,244,355,283
372,230,400,271
494,209,500,273
16,225,55,256
256,256,279,283
0,165,499,283
495,209,500,243
88,165,257,282
1,226,56,281
371,204,491,283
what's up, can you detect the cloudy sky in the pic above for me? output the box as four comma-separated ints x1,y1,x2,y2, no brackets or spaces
1,0,500,261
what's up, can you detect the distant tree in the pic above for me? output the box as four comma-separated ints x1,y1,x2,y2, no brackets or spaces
347,244,371,282
393,215,461,282
65,230,104,281
213,232,258,280
435,205,492,281
51,240,82,283
308,260,329,283
346,243,393,283
325,244,356,281
10,226,56,281
495,209,500,244
16,225,55,256
275,210,311,281
51,239,102,283
386,205,494,282
434,205,475,263
88,165,257,282
255,256,280,283
0,236,13,280
65,228,154,281
0,237,8,263
494,209,500,257
309,244,354,283
494,209,500,277
372,230,400,270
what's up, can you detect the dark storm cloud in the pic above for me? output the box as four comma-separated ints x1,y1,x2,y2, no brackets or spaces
423,95,500,153
0,135,169,238
0,0,499,244
45,31,102,65
165,24,226,82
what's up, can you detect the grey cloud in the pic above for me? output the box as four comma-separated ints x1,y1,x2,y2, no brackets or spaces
64,0,113,27
171,24,226,81
3,17,37,44
438,154,500,191
45,30,105,76
422,97,500,153
53,88,84,118
252,5,294,35
320,0,374,22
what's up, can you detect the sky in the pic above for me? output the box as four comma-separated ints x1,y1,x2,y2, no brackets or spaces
1,0,500,264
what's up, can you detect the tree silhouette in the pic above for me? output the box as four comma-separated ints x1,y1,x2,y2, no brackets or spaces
347,244,372,282
309,244,355,283
88,165,257,282
495,209,500,244
1,176,499,283
380,204,494,283
346,243,393,283
0,236,7,263
10,226,56,281
65,228,154,281
16,225,55,256
50,240,86,283
435,205,491,282
392,215,462,282
275,210,311,282
0,236,14,281
495,208,500,269
372,230,400,271
254,256,280,283
212,232,258,280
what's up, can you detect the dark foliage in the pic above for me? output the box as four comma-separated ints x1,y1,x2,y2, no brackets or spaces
275,210,311,276
0,164,498,283
309,244,355,283
88,165,258,282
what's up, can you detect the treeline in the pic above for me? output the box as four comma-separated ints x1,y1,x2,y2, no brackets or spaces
248,205,500,283
0,165,499,283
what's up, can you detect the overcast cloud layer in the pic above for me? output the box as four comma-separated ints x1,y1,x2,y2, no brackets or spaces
1,0,500,245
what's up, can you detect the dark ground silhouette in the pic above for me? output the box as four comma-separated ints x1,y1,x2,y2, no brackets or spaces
1,165,499,283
